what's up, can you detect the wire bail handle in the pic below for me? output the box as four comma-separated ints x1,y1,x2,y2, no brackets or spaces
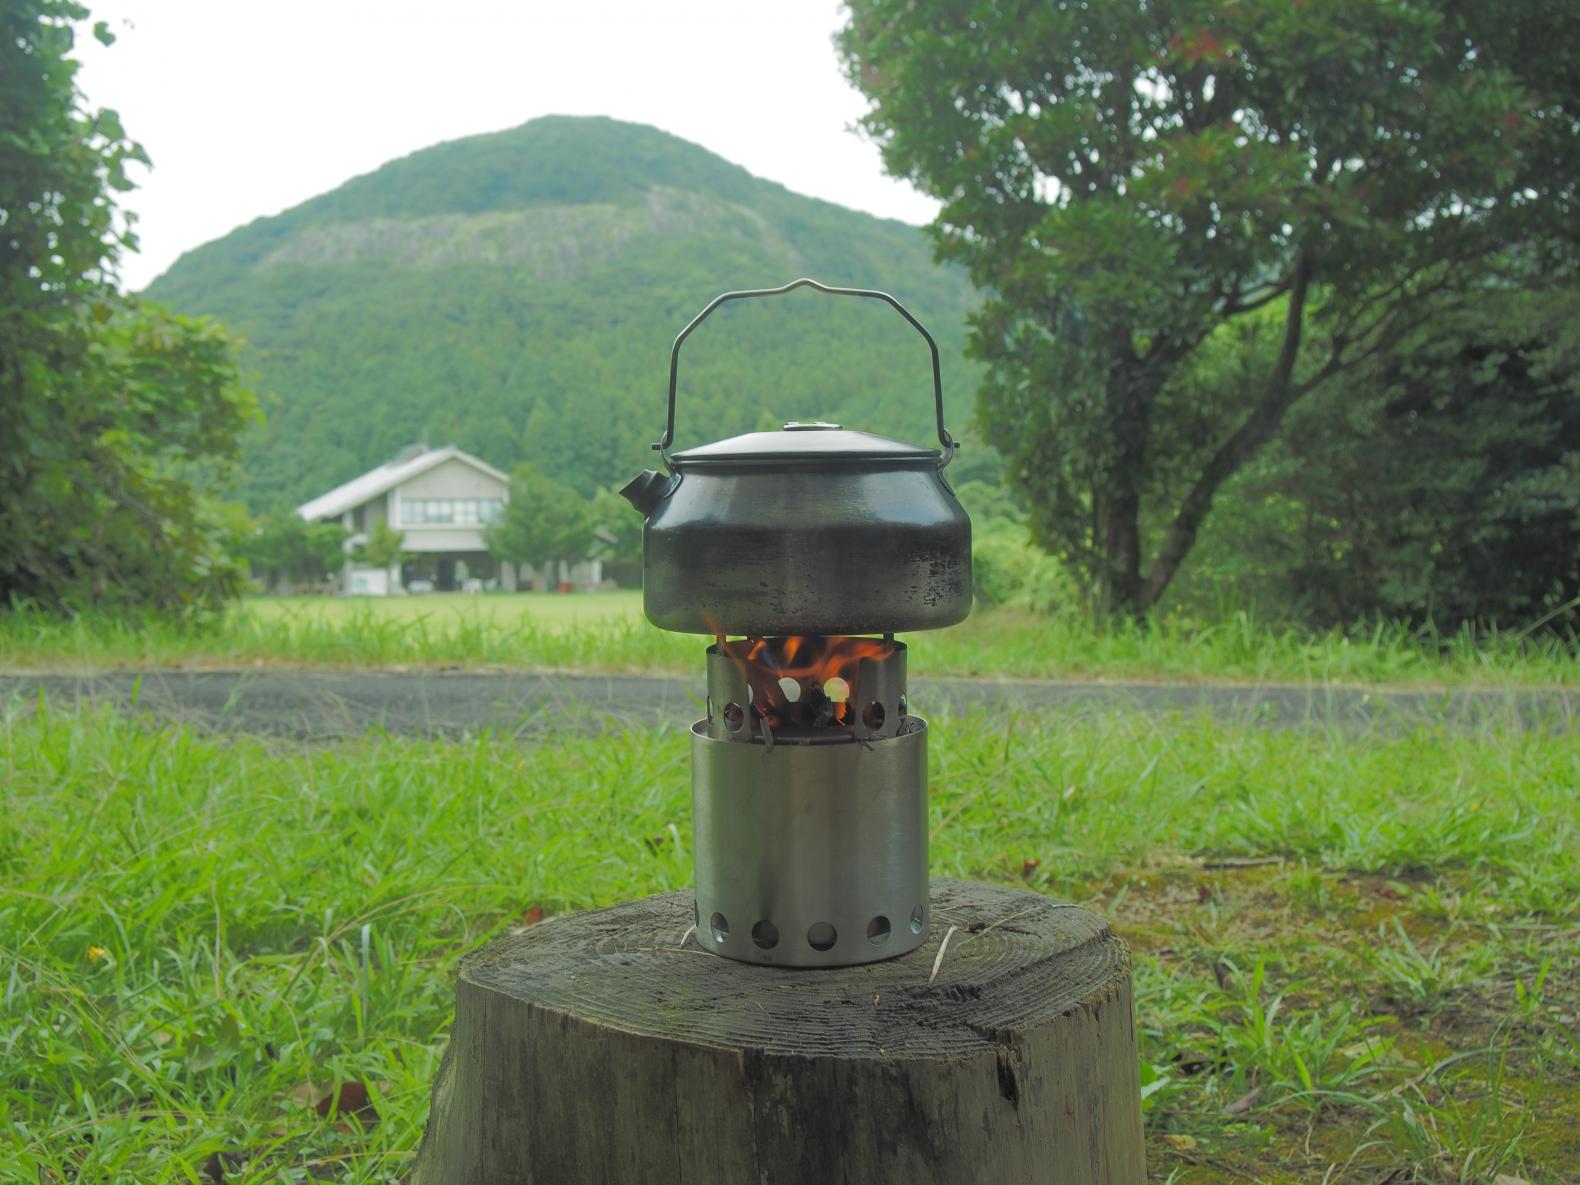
655,277,957,471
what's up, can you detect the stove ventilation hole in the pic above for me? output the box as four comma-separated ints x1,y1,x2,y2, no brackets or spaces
862,701,886,731
722,702,745,732
806,921,837,952
866,915,891,945
822,676,850,703
777,677,801,703
910,905,925,935
710,912,730,943
751,920,779,950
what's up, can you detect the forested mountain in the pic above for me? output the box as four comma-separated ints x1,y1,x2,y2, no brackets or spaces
146,116,980,509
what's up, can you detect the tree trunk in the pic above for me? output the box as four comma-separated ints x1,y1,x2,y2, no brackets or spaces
409,877,1144,1185
1095,363,1157,620
1137,251,1318,610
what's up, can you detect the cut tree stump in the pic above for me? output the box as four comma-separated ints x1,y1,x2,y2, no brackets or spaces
409,877,1144,1185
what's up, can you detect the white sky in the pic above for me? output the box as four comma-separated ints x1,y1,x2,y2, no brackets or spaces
73,0,941,292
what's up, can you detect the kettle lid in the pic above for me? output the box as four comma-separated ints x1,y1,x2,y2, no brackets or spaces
670,421,939,466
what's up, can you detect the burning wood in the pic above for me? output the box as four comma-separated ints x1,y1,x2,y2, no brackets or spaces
718,635,896,732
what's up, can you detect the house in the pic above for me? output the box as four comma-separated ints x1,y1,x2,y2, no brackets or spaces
297,445,512,595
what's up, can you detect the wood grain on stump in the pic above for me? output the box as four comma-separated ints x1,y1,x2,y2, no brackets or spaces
410,877,1143,1185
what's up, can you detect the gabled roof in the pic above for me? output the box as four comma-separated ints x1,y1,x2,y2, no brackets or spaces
296,446,510,522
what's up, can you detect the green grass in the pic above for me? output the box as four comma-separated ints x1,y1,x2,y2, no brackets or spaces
3,702,1577,1182
3,593,1579,687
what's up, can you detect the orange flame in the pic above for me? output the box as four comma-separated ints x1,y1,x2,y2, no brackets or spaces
718,634,896,732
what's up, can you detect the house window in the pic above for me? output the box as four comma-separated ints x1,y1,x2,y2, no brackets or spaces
401,498,504,526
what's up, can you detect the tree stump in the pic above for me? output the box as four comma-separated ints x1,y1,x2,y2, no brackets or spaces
410,877,1144,1185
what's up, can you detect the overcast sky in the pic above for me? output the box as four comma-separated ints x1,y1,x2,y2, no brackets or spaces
73,0,941,292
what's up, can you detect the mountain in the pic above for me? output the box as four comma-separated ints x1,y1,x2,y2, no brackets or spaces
146,116,983,509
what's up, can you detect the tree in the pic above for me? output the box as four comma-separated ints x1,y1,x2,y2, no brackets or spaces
1,1,256,612
237,510,347,591
1184,282,1580,628
485,464,590,581
587,486,642,587
839,0,1580,617
359,520,406,569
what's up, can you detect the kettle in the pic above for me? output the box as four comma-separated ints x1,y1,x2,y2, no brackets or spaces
622,279,971,637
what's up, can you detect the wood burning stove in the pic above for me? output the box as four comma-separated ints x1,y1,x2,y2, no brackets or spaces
411,280,1142,1185
621,278,972,967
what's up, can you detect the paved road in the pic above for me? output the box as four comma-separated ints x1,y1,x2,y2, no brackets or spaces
1,669,1572,738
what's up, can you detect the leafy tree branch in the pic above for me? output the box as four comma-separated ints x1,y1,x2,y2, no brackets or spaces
840,0,1579,617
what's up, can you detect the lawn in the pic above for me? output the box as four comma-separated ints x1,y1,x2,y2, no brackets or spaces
2,701,1577,1182
245,590,648,629
3,591,1578,688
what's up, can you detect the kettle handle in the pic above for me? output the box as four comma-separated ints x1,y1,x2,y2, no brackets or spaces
656,277,956,470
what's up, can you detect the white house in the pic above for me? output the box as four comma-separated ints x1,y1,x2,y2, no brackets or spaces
297,445,512,595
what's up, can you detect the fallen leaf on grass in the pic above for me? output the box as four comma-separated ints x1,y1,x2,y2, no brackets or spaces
522,905,545,926
1020,858,1040,879
1222,1088,1260,1115
1161,1133,1197,1151
314,1080,379,1130
1492,1175,1533,1185
316,1079,368,1116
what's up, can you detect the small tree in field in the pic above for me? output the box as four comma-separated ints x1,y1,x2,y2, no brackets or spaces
587,486,643,587
840,0,1580,617
359,521,406,570
485,464,590,586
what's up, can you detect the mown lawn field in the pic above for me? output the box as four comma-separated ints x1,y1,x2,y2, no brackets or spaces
2,700,1577,1183
3,592,1579,687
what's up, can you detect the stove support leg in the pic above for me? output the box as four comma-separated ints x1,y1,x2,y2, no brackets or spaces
409,878,1144,1185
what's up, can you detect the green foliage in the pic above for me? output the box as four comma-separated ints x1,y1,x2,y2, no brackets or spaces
358,520,406,569
0,1,256,613
485,463,589,569
1359,917,1496,1010
969,521,1075,615
1371,1046,1535,1184
1,300,257,612
1177,284,1580,629
840,0,1580,617
587,486,642,586
145,116,983,511
235,509,346,591
951,478,1023,527
0,1,142,300
956,478,1077,614
1197,957,1396,1113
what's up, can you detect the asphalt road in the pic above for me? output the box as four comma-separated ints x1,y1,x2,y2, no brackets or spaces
1,669,1572,739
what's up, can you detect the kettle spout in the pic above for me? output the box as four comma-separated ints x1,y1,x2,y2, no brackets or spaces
620,469,671,517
